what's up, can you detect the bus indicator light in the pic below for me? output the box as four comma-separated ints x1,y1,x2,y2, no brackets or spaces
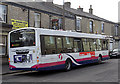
37,60,39,63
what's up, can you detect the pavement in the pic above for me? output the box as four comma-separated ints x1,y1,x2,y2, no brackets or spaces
1,57,9,65
0,57,22,75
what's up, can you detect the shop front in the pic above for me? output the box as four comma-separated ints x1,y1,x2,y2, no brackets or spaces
0,22,12,58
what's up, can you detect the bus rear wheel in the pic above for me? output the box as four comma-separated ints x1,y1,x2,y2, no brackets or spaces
98,56,102,64
65,59,72,71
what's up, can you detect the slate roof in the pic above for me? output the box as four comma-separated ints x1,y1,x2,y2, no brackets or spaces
3,1,116,24
3,2,74,18
55,4,116,24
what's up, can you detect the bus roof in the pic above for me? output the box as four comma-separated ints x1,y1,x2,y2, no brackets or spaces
9,27,109,39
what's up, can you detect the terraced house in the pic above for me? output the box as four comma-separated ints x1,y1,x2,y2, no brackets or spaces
0,1,119,58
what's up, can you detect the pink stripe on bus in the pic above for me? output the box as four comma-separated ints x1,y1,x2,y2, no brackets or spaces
102,55,109,58
31,61,65,68
9,65,16,68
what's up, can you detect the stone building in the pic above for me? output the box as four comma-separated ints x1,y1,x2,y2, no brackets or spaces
3,2,75,30
0,1,119,58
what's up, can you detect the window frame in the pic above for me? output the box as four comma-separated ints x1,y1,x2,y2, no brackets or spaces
34,12,41,28
101,22,104,33
115,25,118,36
89,20,93,33
0,4,7,23
76,16,82,31
50,16,63,30
0,36,7,55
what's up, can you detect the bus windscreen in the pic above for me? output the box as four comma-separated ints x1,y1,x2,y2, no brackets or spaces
10,29,35,48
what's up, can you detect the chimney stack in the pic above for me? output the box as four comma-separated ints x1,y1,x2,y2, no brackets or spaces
89,5,93,14
64,2,71,8
77,6,83,12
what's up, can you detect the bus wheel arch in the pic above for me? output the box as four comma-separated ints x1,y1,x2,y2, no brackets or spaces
65,58,72,71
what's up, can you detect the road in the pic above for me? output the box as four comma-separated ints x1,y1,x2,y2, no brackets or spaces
2,58,119,83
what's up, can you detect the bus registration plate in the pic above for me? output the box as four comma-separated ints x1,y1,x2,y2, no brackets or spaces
14,54,32,63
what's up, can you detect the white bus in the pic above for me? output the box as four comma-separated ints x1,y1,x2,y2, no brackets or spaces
8,27,109,71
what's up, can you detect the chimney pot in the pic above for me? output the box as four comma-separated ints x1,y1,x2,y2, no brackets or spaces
90,5,92,8
77,6,83,12
89,5,93,14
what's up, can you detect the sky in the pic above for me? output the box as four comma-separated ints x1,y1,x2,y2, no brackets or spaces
52,0,120,23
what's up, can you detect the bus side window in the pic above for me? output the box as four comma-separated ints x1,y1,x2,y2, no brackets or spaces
44,36,56,54
103,40,108,50
56,37,63,54
82,39,90,52
74,40,79,52
106,40,108,50
40,35,45,55
41,35,56,55
63,37,74,53
73,38,83,52
89,39,96,51
101,40,106,50
96,39,102,51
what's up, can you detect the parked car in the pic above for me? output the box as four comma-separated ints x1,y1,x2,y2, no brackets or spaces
110,49,120,58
